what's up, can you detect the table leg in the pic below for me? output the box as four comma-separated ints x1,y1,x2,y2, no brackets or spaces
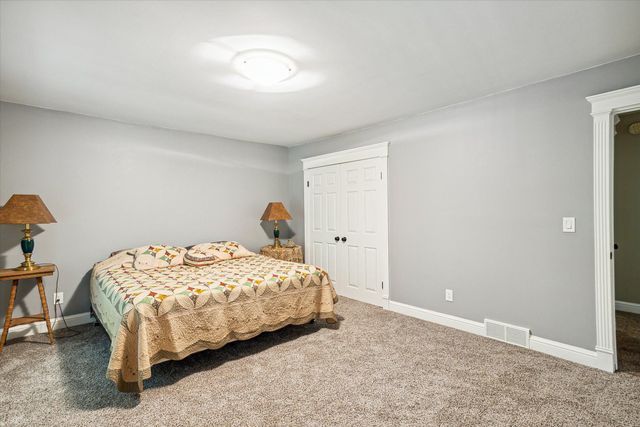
36,277,55,345
0,280,19,353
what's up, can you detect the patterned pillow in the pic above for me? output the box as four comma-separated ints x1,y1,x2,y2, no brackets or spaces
184,241,255,267
132,245,187,271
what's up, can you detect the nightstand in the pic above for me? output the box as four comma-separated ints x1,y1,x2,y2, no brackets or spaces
260,244,304,263
0,264,55,352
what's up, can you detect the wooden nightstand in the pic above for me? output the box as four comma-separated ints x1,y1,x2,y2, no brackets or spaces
0,264,55,352
260,244,304,263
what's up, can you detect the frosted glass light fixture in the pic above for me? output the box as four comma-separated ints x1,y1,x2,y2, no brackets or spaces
233,50,296,85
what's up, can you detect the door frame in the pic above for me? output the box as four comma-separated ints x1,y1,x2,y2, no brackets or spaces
301,142,390,307
586,84,640,372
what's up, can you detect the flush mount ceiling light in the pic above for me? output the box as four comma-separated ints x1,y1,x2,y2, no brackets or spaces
193,35,323,92
232,50,296,86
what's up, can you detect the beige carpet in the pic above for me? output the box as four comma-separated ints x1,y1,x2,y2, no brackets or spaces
1,297,640,426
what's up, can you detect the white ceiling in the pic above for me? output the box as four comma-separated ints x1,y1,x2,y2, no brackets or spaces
1,1,640,146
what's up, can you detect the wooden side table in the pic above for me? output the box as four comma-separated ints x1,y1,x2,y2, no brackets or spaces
260,244,304,263
0,264,55,352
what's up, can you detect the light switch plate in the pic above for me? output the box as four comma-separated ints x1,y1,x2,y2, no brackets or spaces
562,217,576,233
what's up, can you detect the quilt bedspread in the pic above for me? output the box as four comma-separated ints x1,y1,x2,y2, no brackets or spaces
90,252,338,392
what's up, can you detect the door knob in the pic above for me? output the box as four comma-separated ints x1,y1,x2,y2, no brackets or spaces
341,237,347,242
334,236,340,242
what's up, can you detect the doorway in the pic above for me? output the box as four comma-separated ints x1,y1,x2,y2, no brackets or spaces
587,85,640,373
302,143,390,308
614,110,640,375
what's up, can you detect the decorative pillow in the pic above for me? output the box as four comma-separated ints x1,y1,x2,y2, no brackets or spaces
184,241,254,267
132,245,187,271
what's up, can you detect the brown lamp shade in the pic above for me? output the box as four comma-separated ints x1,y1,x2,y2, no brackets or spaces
260,202,292,221
0,194,57,224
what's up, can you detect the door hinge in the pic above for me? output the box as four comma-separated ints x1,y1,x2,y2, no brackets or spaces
307,180,309,187
382,281,384,289
610,252,613,260
380,172,383,180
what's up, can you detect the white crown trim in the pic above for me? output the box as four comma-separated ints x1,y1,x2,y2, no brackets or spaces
301,141,389,169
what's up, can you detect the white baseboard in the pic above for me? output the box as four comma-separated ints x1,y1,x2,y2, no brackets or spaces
388,301,485,336
388,300,605,372
595,348,616,373
615,300,640,314
1,311,94,341
529,335,599,369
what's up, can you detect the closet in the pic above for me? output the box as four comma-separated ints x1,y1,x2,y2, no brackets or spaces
302,143,389,307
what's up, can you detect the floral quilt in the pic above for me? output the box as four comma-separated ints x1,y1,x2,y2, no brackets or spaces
90,252,337,392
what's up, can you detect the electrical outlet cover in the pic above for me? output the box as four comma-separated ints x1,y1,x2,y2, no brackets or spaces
445,289,453,302
53,292,64,304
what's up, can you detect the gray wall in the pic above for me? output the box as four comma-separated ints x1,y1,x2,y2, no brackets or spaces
288,55,640,350
2,55,639,350
0,102,289,324
614,111,640,304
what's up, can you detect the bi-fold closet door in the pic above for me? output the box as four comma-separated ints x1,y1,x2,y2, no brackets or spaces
303,145,389,307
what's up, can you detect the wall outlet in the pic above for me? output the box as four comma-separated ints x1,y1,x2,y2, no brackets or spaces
53,292,64,305
445,289,454,302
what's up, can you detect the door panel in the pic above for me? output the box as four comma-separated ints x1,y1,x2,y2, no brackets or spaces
312,194,323,231
347,245,358,288
338,158,385,306
326,192,338,232
364,190,377,233
313,242,323,267
306,165,341,288
327,242,338,280
364,247,377,291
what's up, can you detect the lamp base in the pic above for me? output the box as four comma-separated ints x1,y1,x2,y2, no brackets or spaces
14,255,40,271
13,263,41,272
15,224,40,271
272,220,282,248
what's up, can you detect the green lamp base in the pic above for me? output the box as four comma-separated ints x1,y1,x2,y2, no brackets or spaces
273,220,282,248
14,224,40,271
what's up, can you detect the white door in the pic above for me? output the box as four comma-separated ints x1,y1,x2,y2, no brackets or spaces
338,158,386,306
304,154,388,307
306,165,340,288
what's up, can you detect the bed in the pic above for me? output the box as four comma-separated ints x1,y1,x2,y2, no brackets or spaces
90,248,338,392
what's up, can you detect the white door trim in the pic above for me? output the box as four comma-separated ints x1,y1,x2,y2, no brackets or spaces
586,84,640,373
301,141,389,169
302,142,390,307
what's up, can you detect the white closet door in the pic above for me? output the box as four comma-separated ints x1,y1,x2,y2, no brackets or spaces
303,143,389,308
338,158,386,306
306,165,341,287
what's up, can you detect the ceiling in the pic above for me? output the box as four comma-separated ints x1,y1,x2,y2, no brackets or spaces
1,1,640,146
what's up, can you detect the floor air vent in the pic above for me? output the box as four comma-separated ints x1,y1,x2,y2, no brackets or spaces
484,319,530,348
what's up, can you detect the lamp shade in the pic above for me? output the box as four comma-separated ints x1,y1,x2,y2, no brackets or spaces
0,194,56,224
260,202,292,221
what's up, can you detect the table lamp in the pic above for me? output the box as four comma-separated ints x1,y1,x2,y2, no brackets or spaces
0,194,57,271
260,202,292,248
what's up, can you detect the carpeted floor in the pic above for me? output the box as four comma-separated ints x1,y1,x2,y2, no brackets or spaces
616,310,640,376
1,298,640,426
